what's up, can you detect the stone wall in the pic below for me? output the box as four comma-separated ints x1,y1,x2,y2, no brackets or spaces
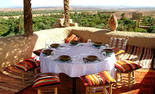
0,34,38,70
68,27,155,49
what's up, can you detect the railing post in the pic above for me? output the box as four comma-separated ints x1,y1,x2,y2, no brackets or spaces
24,0,33,36
64,0,70,27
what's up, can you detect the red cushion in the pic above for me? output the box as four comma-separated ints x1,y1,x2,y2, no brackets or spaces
80,71,115,86
115,60,141,73
15,58,40,71
65,34,79,43
33,73,60,88
33,49,43,56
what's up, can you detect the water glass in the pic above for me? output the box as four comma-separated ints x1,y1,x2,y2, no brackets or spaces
87,39,91,44
105,44,109,49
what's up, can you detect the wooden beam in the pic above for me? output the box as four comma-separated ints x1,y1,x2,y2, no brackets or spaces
24,0,33,36
64,0,70,27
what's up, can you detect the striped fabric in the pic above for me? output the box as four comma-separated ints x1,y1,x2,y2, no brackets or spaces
33,73,60,88
80,71,115,86
15,58,40,71
65,34,79,43
115,60,141,73
118,45,134,60
109,37,128,50
128,46,143,63
113,48,125,56
33,49,43,56
139,48,154,68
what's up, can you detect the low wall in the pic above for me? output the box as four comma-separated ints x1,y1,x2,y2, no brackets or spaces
33,28,71,50
68,27,155,49
0,34,38,70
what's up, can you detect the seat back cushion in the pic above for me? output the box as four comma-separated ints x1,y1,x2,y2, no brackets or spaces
80,71,115,86
65,34,79,43
109,37,128,50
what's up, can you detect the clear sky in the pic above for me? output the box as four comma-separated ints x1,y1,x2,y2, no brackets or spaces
1,0,155,8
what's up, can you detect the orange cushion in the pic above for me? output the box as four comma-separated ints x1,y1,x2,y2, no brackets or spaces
65,34,79,43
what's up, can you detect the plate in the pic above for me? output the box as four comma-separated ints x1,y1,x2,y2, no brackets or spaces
50,43,60,48
86,55,98,62
43,49,53,55
59,55,71,62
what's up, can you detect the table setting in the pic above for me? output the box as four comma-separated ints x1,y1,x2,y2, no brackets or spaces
40,40,116,78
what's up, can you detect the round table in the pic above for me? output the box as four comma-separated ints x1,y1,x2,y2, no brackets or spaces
40,43,116,78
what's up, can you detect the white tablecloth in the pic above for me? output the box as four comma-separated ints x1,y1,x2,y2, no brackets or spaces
40,43,116,78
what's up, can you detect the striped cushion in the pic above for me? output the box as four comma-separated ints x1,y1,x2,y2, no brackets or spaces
128,46,143,62
80,71,115,86
140,48,154,68
33,49,43,56
33,73,60,88
113,48,125,56
15,58,40,71
65,34,79,43
115,60,141,73
109,37,128,50
118,45,134,60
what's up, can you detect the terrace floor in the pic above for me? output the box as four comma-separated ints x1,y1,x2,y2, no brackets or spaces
0,69,155,94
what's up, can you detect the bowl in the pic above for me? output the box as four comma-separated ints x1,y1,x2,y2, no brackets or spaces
43,49,53,55
93,42,103,47
50,43,60,48
104,48,114,53
86,55,98,62
59,55,71,61
70,40,79,45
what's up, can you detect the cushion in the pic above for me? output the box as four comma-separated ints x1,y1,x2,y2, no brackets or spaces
33,49,43,56
109,37,128,50
65,34,79,43
118,45,134,60
115,60,141,73
15,58,40,72
80,71,115,86
113,48,125,56
33,73,60,88
139,48,154,68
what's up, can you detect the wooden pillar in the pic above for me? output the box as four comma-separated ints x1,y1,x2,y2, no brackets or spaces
24,0,33,36
64,0,70,27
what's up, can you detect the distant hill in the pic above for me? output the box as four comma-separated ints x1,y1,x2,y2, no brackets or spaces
0,6,155,12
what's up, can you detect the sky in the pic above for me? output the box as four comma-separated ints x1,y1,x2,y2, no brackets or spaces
1,0,155,8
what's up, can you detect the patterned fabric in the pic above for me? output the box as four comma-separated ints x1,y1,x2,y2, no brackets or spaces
109,37,128,50
118,45,134,60
128,46,143,62
15,58,40,71
33,49,43,56
113,48,125,56
80,71,115,86
115,60,141,73
65,34,79,43
139,48,154,68
33,73,60,88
